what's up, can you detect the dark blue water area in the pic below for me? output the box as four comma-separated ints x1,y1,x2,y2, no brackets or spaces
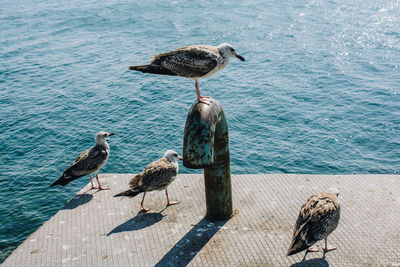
1,0,399,261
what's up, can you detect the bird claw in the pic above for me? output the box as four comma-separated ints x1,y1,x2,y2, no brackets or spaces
97,186,110,190
140,207,150,213
323,245,337,252
198,97,212,105
167,201,179,206
306,246,319,253
91,185,109,190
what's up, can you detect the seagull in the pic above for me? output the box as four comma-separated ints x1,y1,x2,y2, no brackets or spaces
50,132,114,190
129,43,245,104
287,188,341,256
114,150,182,213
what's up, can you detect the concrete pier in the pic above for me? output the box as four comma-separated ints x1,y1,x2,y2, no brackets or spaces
3,174,400,266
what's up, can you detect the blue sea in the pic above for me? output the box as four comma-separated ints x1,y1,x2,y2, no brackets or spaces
1,0,399,262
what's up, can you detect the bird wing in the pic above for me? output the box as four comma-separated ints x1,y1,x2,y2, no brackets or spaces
287,192,340,255
151,45,219,78
140,158,177,189
294,193,339,241
72,148,90,164
64,145,108,177
128,174,142,189
307,192,339,222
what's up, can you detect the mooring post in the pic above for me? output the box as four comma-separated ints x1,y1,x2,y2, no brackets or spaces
183,98,233,221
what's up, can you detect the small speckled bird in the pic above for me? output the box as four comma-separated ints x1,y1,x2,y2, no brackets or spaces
129,43,245,105
114,150,182,213
287,188,341,256
50,132,114,190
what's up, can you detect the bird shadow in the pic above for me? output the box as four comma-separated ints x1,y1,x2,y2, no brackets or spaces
106,210,166,236
62,193,93,210
290,255,329,267
155,217,228,266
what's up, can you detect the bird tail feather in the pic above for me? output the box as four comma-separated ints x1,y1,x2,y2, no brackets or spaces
50,174,70,187
129,65,177,76
287,238,309,256
114,188,143,198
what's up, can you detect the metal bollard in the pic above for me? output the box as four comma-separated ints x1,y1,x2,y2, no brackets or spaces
183,98,233,221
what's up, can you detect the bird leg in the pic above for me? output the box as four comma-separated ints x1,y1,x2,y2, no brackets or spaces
89,174,99,189
95,173,109,190
195,79,211,105
140,192,150,213
322,238,337,252
165,189,179,206
306,246,319,253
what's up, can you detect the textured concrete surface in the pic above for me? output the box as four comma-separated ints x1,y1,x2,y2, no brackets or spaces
3,174,400,266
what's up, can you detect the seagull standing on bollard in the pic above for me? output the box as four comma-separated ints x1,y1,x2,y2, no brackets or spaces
129,43,245,105
287,188,341,256
114,150,182,213
50,132,114,190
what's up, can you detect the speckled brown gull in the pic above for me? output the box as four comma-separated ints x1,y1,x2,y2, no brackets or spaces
129,43,245,104
287,188,341,256
50,132,114,190
114,150,182,213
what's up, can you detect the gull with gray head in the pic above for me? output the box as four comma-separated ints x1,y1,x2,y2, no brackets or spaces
287,187,341,257
50,131,114,190
114,150,182,213
129,43,245,104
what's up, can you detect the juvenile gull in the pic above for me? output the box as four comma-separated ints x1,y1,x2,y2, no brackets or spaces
287,188,341,256
129,43,245,104
114,150,182,213
50,132,114,190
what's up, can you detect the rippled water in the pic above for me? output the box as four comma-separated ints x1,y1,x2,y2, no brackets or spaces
1,0,399,262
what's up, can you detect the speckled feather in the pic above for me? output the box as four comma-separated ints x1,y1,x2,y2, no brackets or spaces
68,145,109,176
287,191,340,256
51,144,110,186
129,44,233,80
150,45,220,78
115,157,178,197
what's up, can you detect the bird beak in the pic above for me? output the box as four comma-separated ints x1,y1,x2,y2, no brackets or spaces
108,133,115,137
236,54,245,61
178,156,183,161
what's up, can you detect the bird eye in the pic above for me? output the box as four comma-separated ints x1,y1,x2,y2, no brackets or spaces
174,153,178,157
230,48,234,52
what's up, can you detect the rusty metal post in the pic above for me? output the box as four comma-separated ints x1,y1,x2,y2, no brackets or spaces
183,98,233,221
